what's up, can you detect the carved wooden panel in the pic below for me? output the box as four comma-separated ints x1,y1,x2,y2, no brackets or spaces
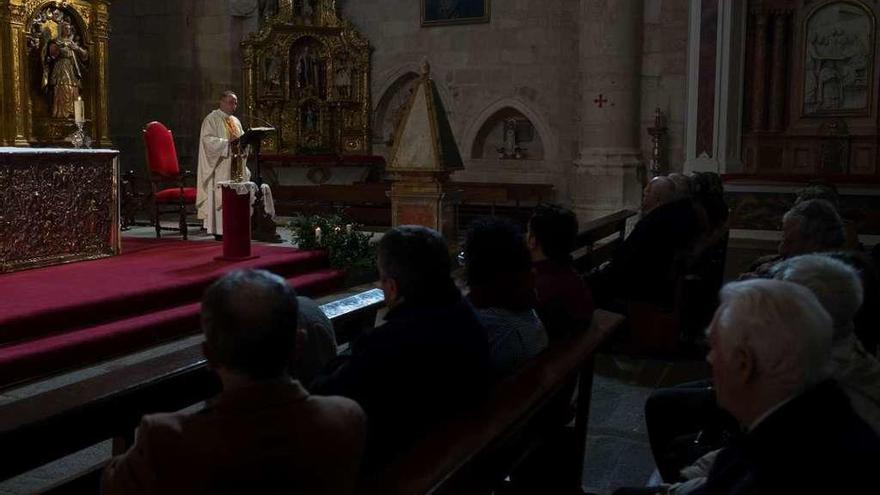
742,0,880,178
0,149,119,273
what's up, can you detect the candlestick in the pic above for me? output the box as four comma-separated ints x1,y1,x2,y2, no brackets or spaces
315,226,322,243
74,97,84,124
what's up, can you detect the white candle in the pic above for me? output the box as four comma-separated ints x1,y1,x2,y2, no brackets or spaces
315,226,322,242
74,97,84,123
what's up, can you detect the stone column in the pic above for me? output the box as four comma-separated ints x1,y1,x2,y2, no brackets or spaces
768,13,787,132
572,0,644,222
749,13,769,132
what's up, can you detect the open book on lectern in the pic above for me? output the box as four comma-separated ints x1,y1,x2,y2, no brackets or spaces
239,127,276,148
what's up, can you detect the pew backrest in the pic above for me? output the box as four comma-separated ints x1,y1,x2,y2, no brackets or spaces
0,288,385,485
572,209,637,276
358,309,625,495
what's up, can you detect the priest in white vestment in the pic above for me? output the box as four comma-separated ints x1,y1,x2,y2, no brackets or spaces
196,91,248,237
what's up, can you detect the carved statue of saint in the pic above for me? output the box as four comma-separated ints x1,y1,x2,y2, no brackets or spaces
44,22,88,119
258,0,279,23
334,64,351,99
303,105,318,132
297,47,317,88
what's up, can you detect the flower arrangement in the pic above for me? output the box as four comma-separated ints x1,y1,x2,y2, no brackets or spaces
287,214,376,273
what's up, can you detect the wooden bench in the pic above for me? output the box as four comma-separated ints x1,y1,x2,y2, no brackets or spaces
0,294,624,495
359,309,625,495
572,209,638,277
0,288,384,494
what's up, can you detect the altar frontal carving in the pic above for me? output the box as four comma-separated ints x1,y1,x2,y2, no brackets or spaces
242,0,371,155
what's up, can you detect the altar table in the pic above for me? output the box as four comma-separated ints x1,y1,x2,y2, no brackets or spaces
0,148,120,273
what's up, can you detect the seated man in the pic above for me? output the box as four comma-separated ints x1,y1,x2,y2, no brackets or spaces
527,204,594,339
312,226,491,465
745,198,845,277
599,176,702,310
695,279,880,494
102,270,366,494
644,253,880,489
294,295,338,388
771,255,880,434
465,217,548,379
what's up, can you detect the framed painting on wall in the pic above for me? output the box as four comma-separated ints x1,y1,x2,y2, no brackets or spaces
421,0,490,27
802,1,875,116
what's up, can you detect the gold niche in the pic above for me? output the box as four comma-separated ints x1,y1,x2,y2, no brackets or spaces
242,0,372,155
0,0,112,147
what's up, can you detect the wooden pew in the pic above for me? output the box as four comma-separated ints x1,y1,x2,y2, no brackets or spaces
572,209,638,276
359,309,624,495
1,292,623,495
0,288,384,493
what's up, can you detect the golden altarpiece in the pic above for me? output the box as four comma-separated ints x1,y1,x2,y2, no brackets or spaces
0,0,111,147
241,0,371,155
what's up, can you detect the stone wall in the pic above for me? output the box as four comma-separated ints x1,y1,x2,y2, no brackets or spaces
340,0,580,202
106,0,690,218
641,0,688,172
108,1,257,175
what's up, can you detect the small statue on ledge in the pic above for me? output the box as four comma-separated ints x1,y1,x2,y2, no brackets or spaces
496,118,526,159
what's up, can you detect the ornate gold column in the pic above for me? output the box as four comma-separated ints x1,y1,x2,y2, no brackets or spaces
0,3,7,146
6,0,30,145
768,12,787,132
750,12,769,132
92,1,111,146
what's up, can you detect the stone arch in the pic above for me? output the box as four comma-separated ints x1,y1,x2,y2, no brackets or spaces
373,70,420,147
465,99,556,161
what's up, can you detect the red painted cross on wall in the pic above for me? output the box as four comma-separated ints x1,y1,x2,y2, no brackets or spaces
594,94,609,108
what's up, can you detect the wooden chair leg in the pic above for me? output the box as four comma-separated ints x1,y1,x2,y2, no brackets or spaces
179,206,188,240
154,204,161,238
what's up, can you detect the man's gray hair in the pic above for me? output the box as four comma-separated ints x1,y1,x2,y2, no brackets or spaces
714,279,833,393
668,173,693,200
770,254,863,341
782,199,845,250
220,90,237,100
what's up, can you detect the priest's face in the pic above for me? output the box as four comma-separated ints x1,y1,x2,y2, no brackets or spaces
220,94,238,115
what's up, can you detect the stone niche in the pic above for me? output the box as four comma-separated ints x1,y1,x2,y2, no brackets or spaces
471,107,544,161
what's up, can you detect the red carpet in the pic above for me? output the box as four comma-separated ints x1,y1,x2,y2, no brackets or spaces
0,238,345,388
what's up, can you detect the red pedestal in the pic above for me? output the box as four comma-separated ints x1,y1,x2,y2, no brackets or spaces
215,184,259,261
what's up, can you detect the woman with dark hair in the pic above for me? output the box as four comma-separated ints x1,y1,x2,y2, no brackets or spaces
466,217,548,378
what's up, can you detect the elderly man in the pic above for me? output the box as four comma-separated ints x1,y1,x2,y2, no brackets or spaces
771,255,880,434
746,199,846,277
598,175,702,310
313,226,490,466
694,279,880,494
103,270,366,494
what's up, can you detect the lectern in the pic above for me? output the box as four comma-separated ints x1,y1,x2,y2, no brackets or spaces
241,127,281,243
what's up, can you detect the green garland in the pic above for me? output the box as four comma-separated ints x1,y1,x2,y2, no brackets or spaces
287,214,376,271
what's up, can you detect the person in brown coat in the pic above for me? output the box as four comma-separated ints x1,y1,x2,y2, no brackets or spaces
102,269,366,495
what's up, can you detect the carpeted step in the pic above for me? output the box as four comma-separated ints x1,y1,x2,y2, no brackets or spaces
0,239,332,347
0,268,346,390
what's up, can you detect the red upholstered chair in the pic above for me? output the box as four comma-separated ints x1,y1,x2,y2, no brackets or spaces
143,121,197,239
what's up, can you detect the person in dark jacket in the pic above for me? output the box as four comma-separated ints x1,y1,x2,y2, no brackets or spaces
312,225,491,467
694,279,880,495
